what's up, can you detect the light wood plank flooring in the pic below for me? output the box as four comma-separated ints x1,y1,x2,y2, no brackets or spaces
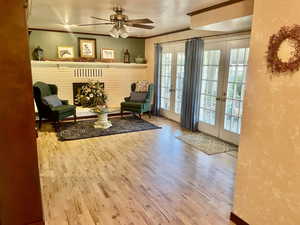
37,116,236,225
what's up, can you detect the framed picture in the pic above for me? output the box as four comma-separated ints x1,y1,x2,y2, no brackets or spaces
101,48,115,62
78,38,97,58
57,46,74,59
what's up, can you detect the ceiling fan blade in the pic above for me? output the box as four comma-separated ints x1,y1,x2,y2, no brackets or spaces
78,22,114,27
126,23,154,29
91,16,111,22
126,18,153,24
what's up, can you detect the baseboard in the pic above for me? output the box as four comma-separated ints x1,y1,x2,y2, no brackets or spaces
230,212,249,225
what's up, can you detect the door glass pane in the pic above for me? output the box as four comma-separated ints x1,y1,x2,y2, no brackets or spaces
199,50,221,125
224,47,249,134
160,53,172,110
175,52,185,114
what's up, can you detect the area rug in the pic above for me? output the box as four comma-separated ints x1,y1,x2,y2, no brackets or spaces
57,116,161,141
176,132,238,155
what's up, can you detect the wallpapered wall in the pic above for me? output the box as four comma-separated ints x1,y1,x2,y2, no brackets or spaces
233,0,300,224
29,30,145,62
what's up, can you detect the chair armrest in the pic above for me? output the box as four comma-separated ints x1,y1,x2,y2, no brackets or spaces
124,97,131,102
61,100,69,105
144,98,151,103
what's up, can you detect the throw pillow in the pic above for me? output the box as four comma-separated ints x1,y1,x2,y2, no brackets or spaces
42,95,63,107
130,92,148,102
135,80,149,92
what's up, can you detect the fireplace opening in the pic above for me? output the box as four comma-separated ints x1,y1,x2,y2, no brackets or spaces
72,82,105,106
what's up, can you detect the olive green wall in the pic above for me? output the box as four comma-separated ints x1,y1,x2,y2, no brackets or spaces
29,30,145,62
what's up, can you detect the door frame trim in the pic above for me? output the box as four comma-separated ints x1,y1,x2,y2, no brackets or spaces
230,212,250,225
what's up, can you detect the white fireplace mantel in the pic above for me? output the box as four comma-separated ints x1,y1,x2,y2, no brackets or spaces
31,60,148,69
31,60,150,109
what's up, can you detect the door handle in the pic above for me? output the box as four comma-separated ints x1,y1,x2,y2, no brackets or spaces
216,97,226,102
169,89,175,92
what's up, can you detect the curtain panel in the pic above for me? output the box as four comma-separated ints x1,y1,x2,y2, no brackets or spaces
152,44,162,116
180,38,204,131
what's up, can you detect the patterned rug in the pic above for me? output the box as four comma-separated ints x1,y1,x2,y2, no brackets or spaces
176,132,238,155
57,116,161,141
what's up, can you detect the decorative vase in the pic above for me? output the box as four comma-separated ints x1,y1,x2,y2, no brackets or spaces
124,49,130,63
94,112,112,129
33,46,44,61
135,57,145,64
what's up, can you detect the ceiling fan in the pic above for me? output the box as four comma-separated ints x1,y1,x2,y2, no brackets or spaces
77,7,154,38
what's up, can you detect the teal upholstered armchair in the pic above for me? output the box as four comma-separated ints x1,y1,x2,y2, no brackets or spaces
121,83,154,119
33,82,76,129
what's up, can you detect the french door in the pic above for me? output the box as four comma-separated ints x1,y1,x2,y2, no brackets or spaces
198,37,250,145
160,43,185,122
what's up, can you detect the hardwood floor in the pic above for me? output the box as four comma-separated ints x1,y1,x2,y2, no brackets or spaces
37,116,236,225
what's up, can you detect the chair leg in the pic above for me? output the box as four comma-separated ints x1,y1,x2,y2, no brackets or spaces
139,113,142,119
53,120,60,132
53,122,57,132
148,111,151,118
121,108,123,118
38,117,42,129
57,121,61,132
74,113,77,123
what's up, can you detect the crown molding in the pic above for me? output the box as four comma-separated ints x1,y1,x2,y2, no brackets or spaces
145,27,191,39
29,27,195,40
29,27,250,41
187,0,244,16
28,28,145,39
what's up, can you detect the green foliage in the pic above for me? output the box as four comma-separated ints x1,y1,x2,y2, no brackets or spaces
77,81,107,107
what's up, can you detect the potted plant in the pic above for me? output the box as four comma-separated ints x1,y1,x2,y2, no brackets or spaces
76,81,111,129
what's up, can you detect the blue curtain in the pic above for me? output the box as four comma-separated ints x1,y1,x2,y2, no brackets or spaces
153,44,162,116
180,38,204,131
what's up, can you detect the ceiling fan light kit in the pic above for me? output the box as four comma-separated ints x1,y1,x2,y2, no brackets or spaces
119,26,129,38
78,7,154,38
109,23,129,38
109,25,120,38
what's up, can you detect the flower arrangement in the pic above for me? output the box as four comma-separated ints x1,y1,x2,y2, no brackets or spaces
76,81,108,109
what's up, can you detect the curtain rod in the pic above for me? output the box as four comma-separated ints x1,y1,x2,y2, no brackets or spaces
157,30,251,45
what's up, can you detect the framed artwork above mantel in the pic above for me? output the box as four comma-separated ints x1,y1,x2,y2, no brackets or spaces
57,46,74,59
78,38,97,59
101,48,115,62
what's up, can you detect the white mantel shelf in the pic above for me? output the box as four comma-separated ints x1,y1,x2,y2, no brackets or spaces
31,60,148,69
